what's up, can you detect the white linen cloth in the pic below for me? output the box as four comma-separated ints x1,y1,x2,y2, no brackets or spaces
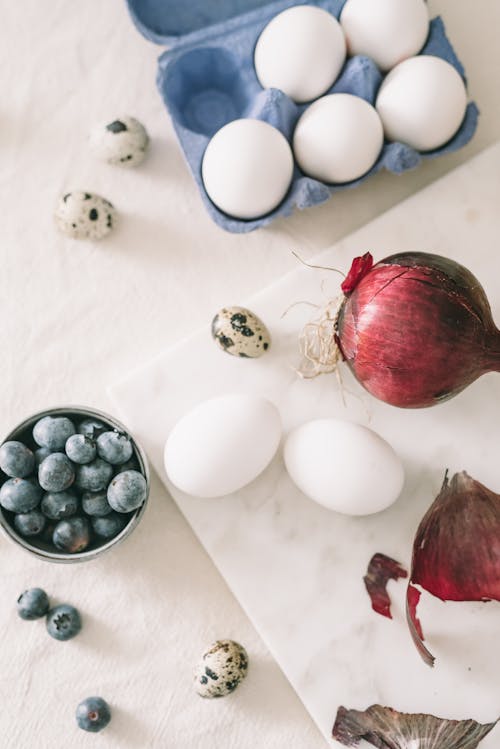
0,1,499,747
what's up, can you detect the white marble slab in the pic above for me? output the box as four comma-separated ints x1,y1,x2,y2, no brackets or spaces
110,144,500,747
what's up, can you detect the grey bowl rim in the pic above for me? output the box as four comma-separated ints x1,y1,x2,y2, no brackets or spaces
0,405,150,563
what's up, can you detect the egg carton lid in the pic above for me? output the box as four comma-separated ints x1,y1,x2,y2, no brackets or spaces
125,0,348,47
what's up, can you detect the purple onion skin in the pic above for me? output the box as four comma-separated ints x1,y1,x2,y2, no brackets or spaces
411,472,500,602
337,252,500,408
364,553,407,619
407,471,500,666
332,704,498,749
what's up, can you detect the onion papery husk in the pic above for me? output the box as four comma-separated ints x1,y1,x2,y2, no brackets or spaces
336,252,500,408
332,704,498,749
364,553,408,619
407,471,500,667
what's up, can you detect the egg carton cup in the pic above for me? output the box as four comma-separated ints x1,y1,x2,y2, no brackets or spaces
126,0,479,233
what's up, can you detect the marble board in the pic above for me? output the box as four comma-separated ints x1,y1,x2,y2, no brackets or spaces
110,144,500,747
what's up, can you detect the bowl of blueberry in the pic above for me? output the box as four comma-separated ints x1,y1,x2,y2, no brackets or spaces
0,406,149,562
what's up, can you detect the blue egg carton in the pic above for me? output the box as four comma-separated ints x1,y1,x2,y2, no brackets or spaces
125,0,479,233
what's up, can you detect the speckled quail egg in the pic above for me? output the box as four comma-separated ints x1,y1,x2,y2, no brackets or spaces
89,116,149,167
211,307,271,358
194,640,249,698
54,191,116,240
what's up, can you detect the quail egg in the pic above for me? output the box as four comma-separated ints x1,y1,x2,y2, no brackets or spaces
54,191,116,240
89,116,149,167
211,306,271,358
194,640,249,698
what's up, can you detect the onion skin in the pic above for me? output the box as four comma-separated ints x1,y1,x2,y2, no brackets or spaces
332,704,498,748
336,252,500,408
363,553,407,619
407,471,500,666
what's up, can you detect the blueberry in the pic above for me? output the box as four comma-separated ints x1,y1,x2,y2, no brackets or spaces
53,517,90,553
75,458,113,493
65,434,96,464
14,509,46,536
91,512,128,538
107,470,147,513
35,447,52,466
33,416,75,450
17,588,50,620
76,696,111,733
0,478,41,512
0,441,35,478
41,491,78,520
46,603,81,640
38,453,75,492
81,491,112,517
96,431,133,465
77,418,107,440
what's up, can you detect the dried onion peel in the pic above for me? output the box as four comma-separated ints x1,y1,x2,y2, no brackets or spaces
335,251,500,408
364,553,408,619
332,704,498,749
407,471,500,666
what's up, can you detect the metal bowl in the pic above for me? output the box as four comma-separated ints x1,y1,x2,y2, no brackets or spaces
0,406,150,563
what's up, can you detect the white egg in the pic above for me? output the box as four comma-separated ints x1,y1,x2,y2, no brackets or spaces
293,93,383,183
283,419,404,516
340,0,429,72
254,5,346,103
201,119,294,220
164,394,282,498
376,55,468,151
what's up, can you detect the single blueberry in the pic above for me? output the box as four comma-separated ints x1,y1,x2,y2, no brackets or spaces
0,478,41,512
81,491,112,517
38,453,75,492
0,441,35,478
91,512,128,538
75,458,113,493
41,491,78,520
53,517,90,553
77,418,107,440
35,447,52,466
65,434,96,464
76,696,111,733
33,416,75,450
14,509,46,536
17,588,50,620
107,470,147,513
96,431,133,465
46,603,81,640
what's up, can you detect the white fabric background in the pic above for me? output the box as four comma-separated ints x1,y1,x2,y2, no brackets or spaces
0,2,498,747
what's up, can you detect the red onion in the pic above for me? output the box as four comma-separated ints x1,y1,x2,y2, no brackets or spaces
332,704,498,748
336,252,500,408
407,471,500,666
363,553,407,619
